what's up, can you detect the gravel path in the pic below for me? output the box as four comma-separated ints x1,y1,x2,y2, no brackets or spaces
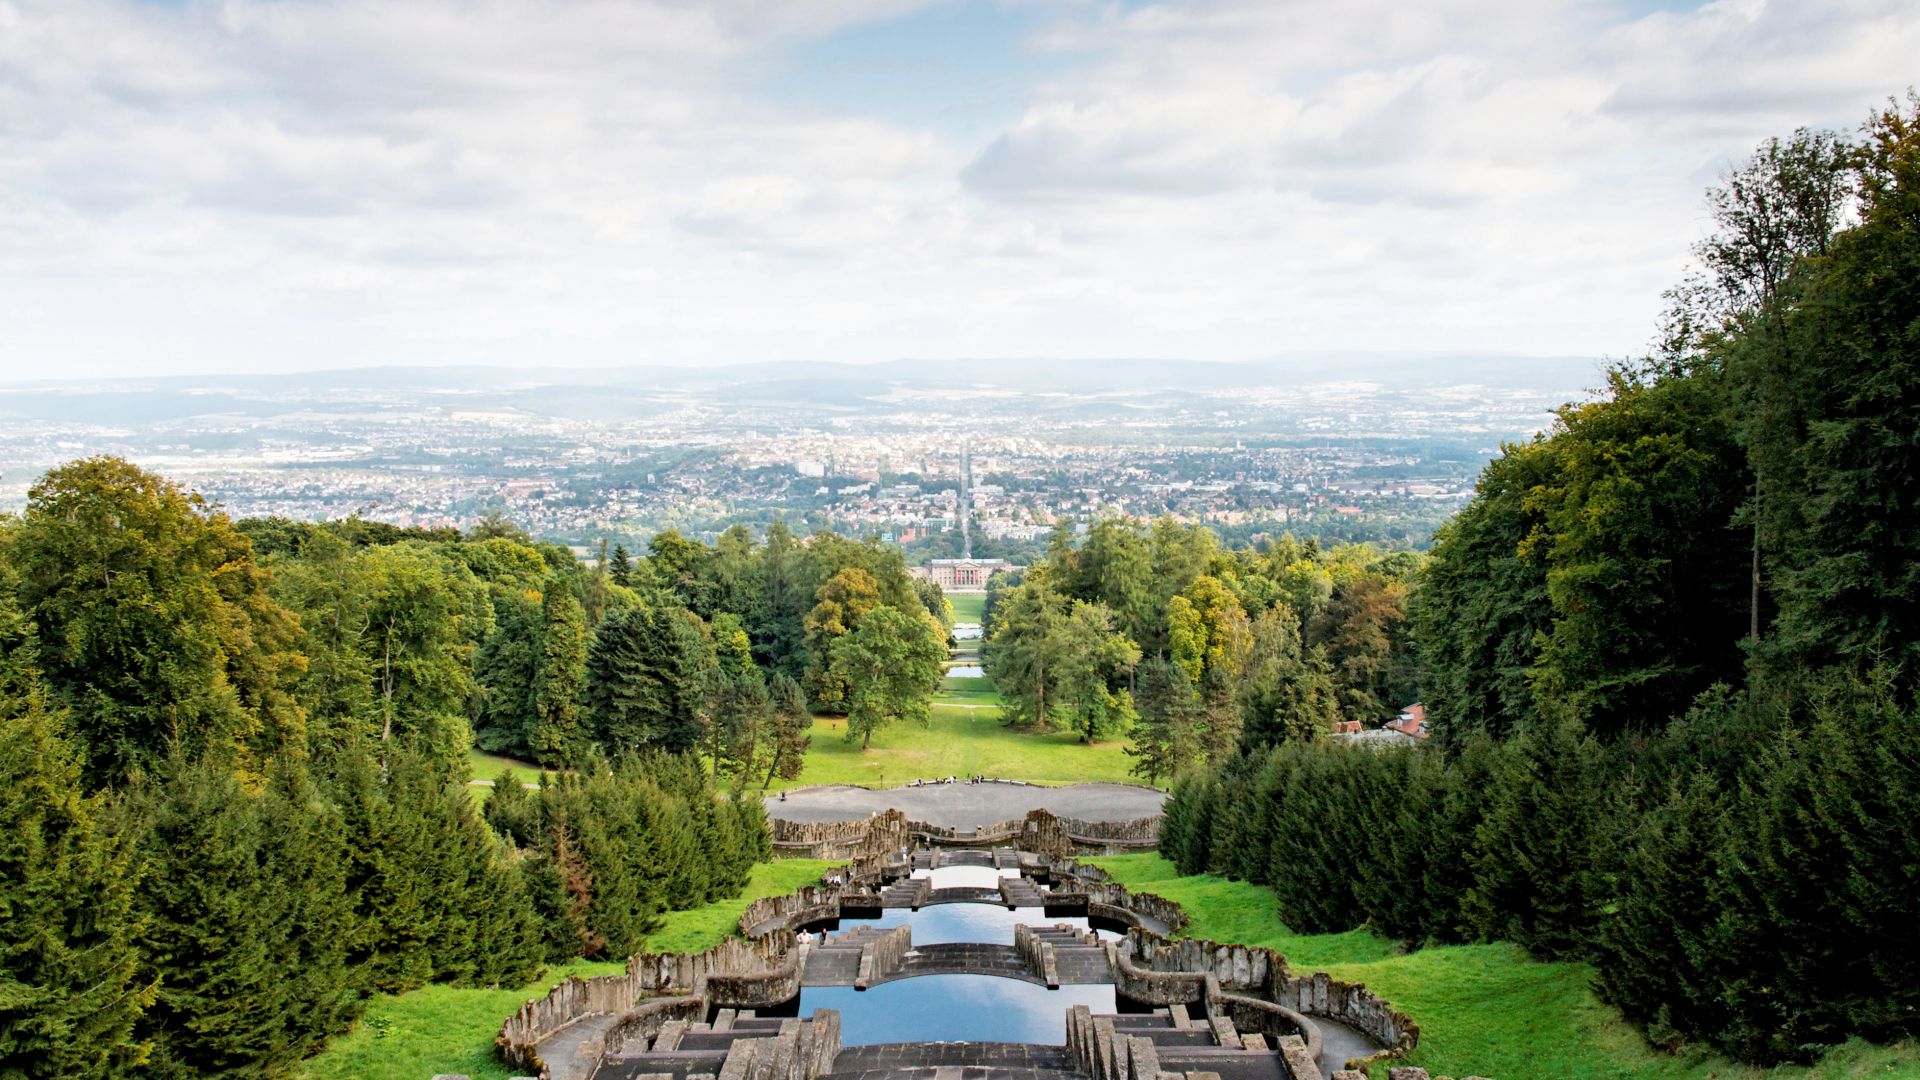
769,780,1165,829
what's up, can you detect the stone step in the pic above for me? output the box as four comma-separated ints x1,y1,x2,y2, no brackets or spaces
830,1042,1077,1072
1152,1049,1287,1080
824,1068,1085,1080
595,1049,730,1080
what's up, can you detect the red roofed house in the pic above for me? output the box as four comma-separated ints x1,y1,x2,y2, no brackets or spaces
1386,703,1429,740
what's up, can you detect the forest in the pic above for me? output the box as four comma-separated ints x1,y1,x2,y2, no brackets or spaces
0,463,953,1076
1160,98,1920,1065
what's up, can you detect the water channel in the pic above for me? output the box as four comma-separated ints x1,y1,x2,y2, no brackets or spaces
785,865,1130,1045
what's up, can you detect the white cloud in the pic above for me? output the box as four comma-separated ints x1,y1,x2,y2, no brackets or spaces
0,0,1914,378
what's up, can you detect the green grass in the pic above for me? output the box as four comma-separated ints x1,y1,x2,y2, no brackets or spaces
938,677,1003,702
1088,855,1920,1080
301,860,837,1080
465,747,551,785
948,592,987,623
772,706,1138,790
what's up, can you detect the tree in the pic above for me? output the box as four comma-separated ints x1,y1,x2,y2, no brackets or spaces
1236,605,1340,749
648,530,714,617
360,543,492,775
803,567,882,710
1308,575,1415,728
12,457,308,785
1411,441,1556,748
0,695,152,1077
1127,657,1199,785
586,606,717,756
608,544,633,588
982,577,1068,729
914,577,954,641
1166,575,1252,688
1051,600,1141,743
469,509,531,543
750,520,817,680
526,584,590,765
830,605,945,749
1745,97,1920,681
472,590,541,758
763,673,812,787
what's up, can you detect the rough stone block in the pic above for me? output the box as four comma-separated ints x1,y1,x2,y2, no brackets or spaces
1167,1003,1190,1028
1386,1070,1433,1080
1274,1035,1317,1080
1127,1035,1162,1080
1240,1033,1268,1052
1331,1073,1366,1080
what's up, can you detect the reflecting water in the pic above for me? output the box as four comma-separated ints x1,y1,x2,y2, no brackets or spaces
946,665,985,677
909,865,1019,888
799,977,1116,1045
804,904,1122,946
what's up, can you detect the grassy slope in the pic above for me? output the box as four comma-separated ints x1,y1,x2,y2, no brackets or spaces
947,592,988,623
1089,855,1920,1080
301,860,836,1080
769,706,1136,790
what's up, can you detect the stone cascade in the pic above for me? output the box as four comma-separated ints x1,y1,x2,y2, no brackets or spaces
497,936,800,1078
591,1009,843,1080
1064,1004,1300,1080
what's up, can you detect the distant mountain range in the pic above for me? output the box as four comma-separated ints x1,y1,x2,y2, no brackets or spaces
0,355,1605,425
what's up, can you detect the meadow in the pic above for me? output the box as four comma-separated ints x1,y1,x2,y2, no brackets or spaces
300,860,835,1080
1087,855,1920,1080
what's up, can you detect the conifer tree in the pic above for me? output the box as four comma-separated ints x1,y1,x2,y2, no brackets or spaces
1465,714,1604,958
0,695,151,1078
527,584,590,765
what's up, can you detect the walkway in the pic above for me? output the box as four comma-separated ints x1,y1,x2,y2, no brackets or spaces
770,781,1164,829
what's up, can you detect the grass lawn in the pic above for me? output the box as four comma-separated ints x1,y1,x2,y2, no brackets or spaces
938,677,1004,702
465,747,551,785
301,860,836,1080
1088,855,1920,1080
948,592,987,623
771,706,1138,790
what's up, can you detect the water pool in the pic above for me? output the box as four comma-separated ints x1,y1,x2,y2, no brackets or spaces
797,977,1117,1045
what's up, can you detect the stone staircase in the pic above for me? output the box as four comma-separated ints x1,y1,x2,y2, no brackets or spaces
594,1010,842,1080
803,926,899,986
879,878,932,909
998,877,1046,907
1022,925,1110,985
824,1041,1081,1080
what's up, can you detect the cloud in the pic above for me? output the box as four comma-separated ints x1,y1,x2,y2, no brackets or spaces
0,0,1914,378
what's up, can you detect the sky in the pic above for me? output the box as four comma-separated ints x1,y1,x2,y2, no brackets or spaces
0,0,1914,380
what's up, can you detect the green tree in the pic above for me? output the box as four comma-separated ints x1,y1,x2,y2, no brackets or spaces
803,567,882,710
762,673,812,787
1236,605,1340,748
830,605,945,749
981,577,1068,728
587,606,716,756
0,695,152,1077
360,543,492,775
1052,600,1141,743
13,457,308,785
608,544,633,588
1127,657,1200,784
527,584,590,765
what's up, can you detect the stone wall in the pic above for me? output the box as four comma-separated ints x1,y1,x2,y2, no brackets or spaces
1120,929,1274,993
771,807,1158,858
1274,970,1419,1061
740,884,853,936
769,809,910,860
497,934,799,1073
855,925,912,989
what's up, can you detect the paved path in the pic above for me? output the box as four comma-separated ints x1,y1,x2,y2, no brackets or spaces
769,780,1164,829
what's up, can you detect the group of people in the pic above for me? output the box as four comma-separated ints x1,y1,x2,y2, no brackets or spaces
906,775,1001,787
